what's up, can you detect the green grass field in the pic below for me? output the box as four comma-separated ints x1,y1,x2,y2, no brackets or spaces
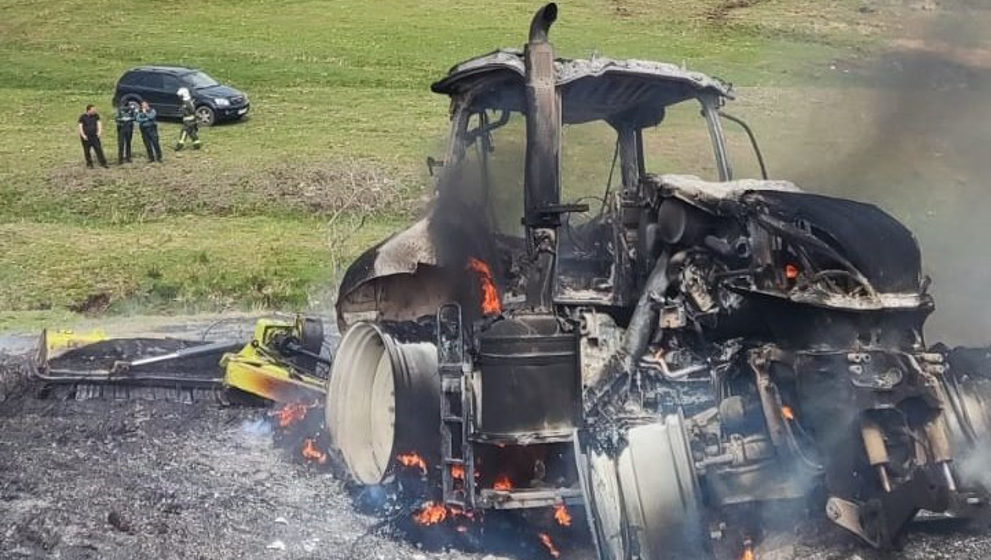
0,0,941,330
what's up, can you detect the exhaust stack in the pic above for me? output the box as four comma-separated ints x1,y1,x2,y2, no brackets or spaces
523,3,562,309
523,3,560,230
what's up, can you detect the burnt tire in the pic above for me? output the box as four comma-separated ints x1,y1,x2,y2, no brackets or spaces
325,322,440,485
581,414,706,560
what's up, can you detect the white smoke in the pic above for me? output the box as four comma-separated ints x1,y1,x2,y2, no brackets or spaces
240,417,274,438
958,438,991,491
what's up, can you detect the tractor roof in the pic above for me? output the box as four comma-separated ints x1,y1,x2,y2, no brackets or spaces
431,49,733,125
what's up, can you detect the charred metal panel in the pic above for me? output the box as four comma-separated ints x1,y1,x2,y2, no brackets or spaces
749,190,923,293
337,266,456,332
477,315,580,440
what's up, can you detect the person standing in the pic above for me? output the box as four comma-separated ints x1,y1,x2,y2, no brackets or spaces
175,88,201,151
136,101,163,163
77,104,108,168
114,101,136,164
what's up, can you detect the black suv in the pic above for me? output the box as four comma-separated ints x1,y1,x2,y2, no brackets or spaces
113,66,250,126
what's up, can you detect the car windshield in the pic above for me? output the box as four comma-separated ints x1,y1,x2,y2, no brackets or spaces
184,71,219,89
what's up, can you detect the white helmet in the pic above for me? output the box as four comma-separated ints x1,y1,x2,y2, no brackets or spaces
177,87,191,100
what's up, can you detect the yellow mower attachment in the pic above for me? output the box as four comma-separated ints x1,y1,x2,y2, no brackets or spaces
32,316,329,404
36,328,109,367
222,316,327,404
33,327,238,402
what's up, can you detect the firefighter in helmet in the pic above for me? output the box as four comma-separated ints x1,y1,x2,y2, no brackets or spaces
175,87,201,151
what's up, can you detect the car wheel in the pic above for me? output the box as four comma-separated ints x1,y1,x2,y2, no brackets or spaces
121,94,142,108
195,105,216,126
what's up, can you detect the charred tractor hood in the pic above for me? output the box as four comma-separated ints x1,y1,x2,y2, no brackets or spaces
753,190,922,294
654,174,928,311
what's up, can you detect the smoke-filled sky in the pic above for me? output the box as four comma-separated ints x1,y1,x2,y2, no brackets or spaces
769,3,991,345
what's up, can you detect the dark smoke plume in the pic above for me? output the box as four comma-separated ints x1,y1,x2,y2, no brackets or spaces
780,3,991,345
427,155,501,271
425,112,528,290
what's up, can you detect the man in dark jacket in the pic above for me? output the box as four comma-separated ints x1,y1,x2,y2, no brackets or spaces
77,104,108,168
175,87,201,151
115,101,136,164
136,101,163,163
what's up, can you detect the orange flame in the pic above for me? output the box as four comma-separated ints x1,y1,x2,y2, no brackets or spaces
274,402,309,428
553,504,572,527
493,474,513,491
782,406,795,421
784,263,800,280
301,438,327,464
740,537,756,560
467,257,502,315
413,502,448,526
538,533,561,558
397,452,428,476
451,464,465,480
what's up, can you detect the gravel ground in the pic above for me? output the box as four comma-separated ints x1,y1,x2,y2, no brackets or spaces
1,338,989,560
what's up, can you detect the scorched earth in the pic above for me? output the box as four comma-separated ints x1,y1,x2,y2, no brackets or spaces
0,346,988,560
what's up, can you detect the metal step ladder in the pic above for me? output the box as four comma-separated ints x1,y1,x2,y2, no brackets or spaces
437,303,476,508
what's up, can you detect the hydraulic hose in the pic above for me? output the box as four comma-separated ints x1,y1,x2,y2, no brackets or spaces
622,252,670,372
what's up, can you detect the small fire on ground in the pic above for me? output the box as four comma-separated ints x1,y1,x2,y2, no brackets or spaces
412,501,476,527
538,532,561,558
414,502,450,526
301,438,327,464
271,400,318,428
400,453,573,559
396,452,429,476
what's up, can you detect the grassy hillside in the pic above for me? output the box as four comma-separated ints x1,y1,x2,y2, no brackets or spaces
0,0,927,328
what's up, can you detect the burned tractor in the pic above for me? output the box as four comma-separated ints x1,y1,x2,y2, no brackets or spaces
327,3,991,558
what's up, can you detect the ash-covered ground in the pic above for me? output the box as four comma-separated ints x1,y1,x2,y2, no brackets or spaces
0,352,484,560
1,342,989,560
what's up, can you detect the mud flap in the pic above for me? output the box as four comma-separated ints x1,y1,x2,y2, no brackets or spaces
576,414,706,560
